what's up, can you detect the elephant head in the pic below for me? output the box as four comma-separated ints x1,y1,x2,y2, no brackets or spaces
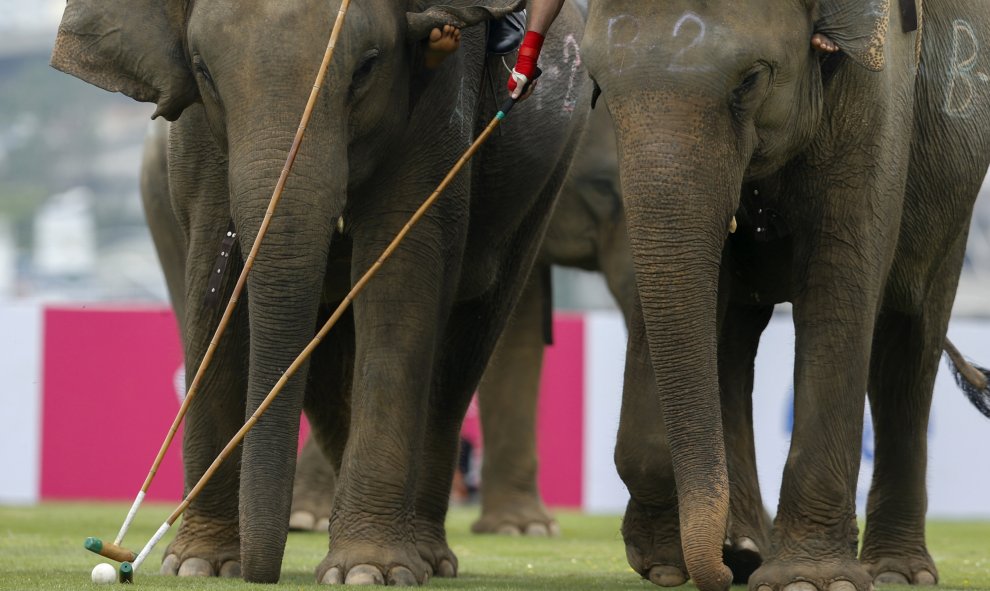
52,0,519,582
581,1,889,590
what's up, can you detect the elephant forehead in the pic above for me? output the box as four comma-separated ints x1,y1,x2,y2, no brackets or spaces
586,2,811,60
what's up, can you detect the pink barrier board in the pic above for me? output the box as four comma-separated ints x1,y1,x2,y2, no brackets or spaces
38,307,585,507
41,307,186,501
536,315,584,507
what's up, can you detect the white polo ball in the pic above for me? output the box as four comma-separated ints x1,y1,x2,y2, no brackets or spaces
91,562,116,584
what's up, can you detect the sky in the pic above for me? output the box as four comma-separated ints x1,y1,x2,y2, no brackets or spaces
0,1,63,32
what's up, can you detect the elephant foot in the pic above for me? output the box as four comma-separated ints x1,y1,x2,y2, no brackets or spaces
289,509,330,533
161,514,240,578
621,498,687,587
316,541,431,586
749,557,874,591
415,517,459,578
471,492,559,537
723,506,770,583
860,553,938,586
723,536,764,584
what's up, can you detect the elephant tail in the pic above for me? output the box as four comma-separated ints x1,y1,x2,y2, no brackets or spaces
943,337,990,418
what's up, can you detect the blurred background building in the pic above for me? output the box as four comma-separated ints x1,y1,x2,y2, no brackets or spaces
1,2,988,312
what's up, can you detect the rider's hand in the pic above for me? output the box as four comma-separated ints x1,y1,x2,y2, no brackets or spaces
508,31,545,100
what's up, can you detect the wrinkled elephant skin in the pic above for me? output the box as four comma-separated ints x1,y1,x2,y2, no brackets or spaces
287,105,636,539
55,0,590,584
582,2,990,591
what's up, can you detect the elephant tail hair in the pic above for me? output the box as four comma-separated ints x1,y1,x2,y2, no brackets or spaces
943,337,990,419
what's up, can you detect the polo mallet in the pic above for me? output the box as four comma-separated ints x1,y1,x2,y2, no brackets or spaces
83,0,354,564
127,72,541,575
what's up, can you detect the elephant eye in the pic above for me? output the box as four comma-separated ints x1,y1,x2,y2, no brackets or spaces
350,48,380,97
192,55,220,99
731,63,771,120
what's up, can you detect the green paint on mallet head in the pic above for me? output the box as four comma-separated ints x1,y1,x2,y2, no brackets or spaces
84,536,137,563
119,561,134,584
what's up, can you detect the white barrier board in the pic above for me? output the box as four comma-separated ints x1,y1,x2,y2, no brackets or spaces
583,312,990,518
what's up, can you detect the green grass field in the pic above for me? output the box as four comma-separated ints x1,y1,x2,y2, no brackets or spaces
0,503,987,590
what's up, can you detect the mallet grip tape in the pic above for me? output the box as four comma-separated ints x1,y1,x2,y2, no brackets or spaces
501,67,543,116
133,522,171,571
84,537,137,563
114,490,145,546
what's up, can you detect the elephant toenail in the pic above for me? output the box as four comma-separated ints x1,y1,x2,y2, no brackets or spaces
783,582,817,591
736,537,759,553
547,522,561,536
525,523,549,536
178,557,213,577
437,559,456,578
321,567,343,584
828,580,856,591
757,586,773,591
315,518,330,532
345,564,385,585
875,571,909,585
219,560,241,578
495,524,522,536
289,511,316,531
160,554,180,575
648,565,687,587
387,566,418,586
915,570,936,585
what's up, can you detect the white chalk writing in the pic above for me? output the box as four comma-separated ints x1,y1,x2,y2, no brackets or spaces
944,19,988,118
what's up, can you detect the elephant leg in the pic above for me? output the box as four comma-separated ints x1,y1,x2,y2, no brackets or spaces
471,268,557,537
617,294,686,588
160,107,247,579
718,303,773,584
315,209,465,586
289,436,336,532
859,232,968,586
293,305,355,533
751,232,892,591
411,166,564,577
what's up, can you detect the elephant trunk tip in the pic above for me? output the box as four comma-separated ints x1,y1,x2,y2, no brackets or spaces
689,562,733,591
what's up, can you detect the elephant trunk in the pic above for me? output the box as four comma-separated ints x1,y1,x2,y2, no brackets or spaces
613,95,740,591
226,121,344,583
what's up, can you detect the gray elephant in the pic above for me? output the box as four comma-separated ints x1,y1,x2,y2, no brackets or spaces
53,0,590,585
287,104,634,537
580,2,990,591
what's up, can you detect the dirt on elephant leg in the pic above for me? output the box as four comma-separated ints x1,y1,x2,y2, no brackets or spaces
471,492,559,537
161,514,240,578
621,498,688,588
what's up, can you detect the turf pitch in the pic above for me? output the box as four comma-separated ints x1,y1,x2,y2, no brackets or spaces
0,503,987,590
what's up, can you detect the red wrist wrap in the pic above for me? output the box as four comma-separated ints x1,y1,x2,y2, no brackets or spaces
515,31,545,79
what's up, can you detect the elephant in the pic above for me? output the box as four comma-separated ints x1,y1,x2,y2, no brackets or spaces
579,2,990,591
53,0,591,584
287,104,635,537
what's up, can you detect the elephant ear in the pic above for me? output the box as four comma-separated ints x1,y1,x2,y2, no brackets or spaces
816,0,891,71
406,0,525,42
50,0,197,121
